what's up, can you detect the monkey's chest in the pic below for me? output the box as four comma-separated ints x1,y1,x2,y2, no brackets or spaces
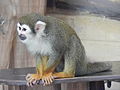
27,40,52,55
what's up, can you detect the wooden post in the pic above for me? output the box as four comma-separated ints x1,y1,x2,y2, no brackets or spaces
89,81,105,90
61,82,88,90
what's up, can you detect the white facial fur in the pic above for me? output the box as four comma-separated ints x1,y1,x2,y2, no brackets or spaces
17,21,46,42
17,23,31,35
16,21,52,55
17,22,32,43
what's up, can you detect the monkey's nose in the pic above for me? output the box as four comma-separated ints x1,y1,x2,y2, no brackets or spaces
19,34,27,40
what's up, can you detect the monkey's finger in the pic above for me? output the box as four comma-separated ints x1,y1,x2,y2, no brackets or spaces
32,79,37,85
27,76,36,82
42,78,45,84
43,79,46,86
27,82,31,87
27,77,34,81
26,74,31,78
42,78,45,86
32,80,37,85
29,78,36,84
27,82,29,86
27,80,34,87
48,75,54,84
45,77,52,85
46,77,50,85
47,77,53,85
51,76,54,80
49,76,54,83
42,78,47,86
36,80,41,85
26,74,31,80
27,77,33,82
50,75,54,80
29,82,34,87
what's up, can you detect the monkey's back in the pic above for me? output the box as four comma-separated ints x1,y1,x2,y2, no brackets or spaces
18,13,87,75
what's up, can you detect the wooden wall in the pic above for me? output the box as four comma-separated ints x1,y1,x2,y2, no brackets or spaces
0,0,46,68
0,0,46,90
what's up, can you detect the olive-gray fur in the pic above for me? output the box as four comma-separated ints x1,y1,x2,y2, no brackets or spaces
18,13,112,76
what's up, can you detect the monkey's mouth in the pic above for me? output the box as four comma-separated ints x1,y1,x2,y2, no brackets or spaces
19,34,27,40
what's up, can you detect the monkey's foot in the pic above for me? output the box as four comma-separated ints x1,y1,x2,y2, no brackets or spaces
42,73,54,86
26,74,41,87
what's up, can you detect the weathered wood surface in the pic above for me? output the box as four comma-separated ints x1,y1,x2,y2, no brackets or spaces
0,61,119,89
0,61,118,90
0,0,46,69
0,0,46,90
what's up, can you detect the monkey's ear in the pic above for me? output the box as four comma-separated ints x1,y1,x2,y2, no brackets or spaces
34,21,46,32
17,22,21,27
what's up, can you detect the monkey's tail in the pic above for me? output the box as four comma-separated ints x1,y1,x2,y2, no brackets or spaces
86,62,112,74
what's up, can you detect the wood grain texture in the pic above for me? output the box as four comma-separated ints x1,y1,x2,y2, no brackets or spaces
0,61,120,90
0,0,46,90
0,0,47,68
61,82,88,90
11,84,61,90
12,0,47,68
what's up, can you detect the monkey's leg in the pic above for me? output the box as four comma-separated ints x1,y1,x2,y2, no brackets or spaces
41,55,61,85
53,72,74,78
53,60,76,78
53,35,78,79
26,56,48,86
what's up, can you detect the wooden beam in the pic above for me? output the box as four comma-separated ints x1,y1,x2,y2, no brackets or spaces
89,81,105,90
61,82,88,90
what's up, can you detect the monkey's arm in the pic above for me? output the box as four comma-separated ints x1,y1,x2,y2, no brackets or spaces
26,56,48,86
41,54,76,86
40,54,62,85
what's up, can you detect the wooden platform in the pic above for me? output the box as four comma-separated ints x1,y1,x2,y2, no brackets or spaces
0,61,120,90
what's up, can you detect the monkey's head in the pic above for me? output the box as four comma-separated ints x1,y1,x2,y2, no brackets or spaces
16,14,46,43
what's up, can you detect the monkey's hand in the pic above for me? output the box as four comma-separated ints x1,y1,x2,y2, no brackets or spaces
41,72,54,86
26,73,42,87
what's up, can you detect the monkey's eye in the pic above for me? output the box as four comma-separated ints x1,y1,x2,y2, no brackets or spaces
22,28,27,31
19,27,21,30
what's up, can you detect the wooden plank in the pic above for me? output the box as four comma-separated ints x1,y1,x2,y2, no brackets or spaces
14,84,61,90
0,0,47,68
0,61,120,90
61,82,88,90
0,61,119,86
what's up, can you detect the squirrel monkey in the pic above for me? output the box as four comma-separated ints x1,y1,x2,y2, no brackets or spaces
16,13,112,86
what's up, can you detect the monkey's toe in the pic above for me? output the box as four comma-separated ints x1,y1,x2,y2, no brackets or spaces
42,73,54,86
26,73,41,86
